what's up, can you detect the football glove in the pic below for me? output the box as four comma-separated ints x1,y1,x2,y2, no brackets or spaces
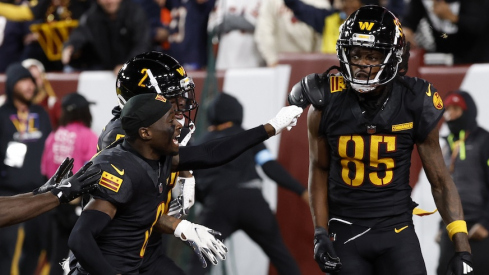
267,106,303,135
174,220,228,268
168,176,196,218
314,227,342,273
51,161,101,203
33,157,74,195
446,252,474,275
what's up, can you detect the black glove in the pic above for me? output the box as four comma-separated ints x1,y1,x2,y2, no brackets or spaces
314,227,342,273
446,252,474,275
33,157,74,195
51,161,101,203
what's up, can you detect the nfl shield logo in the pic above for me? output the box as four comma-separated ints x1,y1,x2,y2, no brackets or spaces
158,183,163,193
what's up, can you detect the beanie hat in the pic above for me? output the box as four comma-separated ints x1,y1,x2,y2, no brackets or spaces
120,93,173,136
206,92,243,126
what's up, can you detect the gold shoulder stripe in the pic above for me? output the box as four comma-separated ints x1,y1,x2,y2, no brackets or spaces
330,76,346,93
99,171,123,192
392,122,413,132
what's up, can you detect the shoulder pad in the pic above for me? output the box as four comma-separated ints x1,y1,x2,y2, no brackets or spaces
288,73,326,109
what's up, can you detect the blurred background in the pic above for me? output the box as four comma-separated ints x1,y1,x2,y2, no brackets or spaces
1,0,488,274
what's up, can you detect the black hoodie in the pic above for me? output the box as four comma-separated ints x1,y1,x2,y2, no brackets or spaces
194,93,305,202
443,91,489,229
0,63,52,195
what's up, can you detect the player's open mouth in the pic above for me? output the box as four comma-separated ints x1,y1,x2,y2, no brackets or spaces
354,71,369,80
173,134,180,145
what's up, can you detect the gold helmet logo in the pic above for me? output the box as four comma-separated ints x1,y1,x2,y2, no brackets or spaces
358,22,375,31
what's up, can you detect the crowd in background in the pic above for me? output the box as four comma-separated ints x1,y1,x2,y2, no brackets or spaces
0,0,489,274
1,0,488,74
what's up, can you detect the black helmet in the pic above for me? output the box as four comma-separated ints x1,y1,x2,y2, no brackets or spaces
116,51,199,124
336,5,405,93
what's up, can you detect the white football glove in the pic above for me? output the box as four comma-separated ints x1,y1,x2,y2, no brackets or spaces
174,220,228,268
267,106,303,135
168,176,196,218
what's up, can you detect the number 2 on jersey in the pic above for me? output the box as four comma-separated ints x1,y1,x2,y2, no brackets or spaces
338,135,396,186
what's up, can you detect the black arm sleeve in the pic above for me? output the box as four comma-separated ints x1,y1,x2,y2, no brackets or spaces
177,125,269,171
68,210,117,275
262,160,306,195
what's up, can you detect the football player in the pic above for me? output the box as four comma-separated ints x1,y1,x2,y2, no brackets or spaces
96,52,198,274
288,6,473,275
67,53,303,274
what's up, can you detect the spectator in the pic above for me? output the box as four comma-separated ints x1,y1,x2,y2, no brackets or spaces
22,58,62,129
188,92,308,275
283,0,376,54
41,92,97,275
208,0,265,69
0,0,92,71
161,0,216,70
402,0,489,64
0,63,52,274
131,0,169,51
254,0,330,67
436,91,489,275
62,0,151,73
0,0,30,73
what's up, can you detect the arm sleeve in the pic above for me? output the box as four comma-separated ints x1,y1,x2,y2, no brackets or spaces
283,0,333,34
254,0,277,66
68,210,117,275
261,158,306,195
177,125,269,171
65,15,91,53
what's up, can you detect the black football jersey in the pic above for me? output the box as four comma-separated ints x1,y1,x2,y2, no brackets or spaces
83,141,173,273
97,106,124,152
319,75,444,220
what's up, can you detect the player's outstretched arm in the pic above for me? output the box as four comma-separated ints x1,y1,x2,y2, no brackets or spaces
0,193,59,228
69,198,118,275
417,127,474,274
174,106,303,171
0,158,100,228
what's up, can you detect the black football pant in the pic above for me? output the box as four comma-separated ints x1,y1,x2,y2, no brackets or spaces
328,217,427,275
437,226,489,275
187,188,301,275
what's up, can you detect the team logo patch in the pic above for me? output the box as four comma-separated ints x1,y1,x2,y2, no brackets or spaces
330,76,346,93
155,94,167,103
392,122,413,132
99,171,123,192
433,92,444,110
176,66,185,76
